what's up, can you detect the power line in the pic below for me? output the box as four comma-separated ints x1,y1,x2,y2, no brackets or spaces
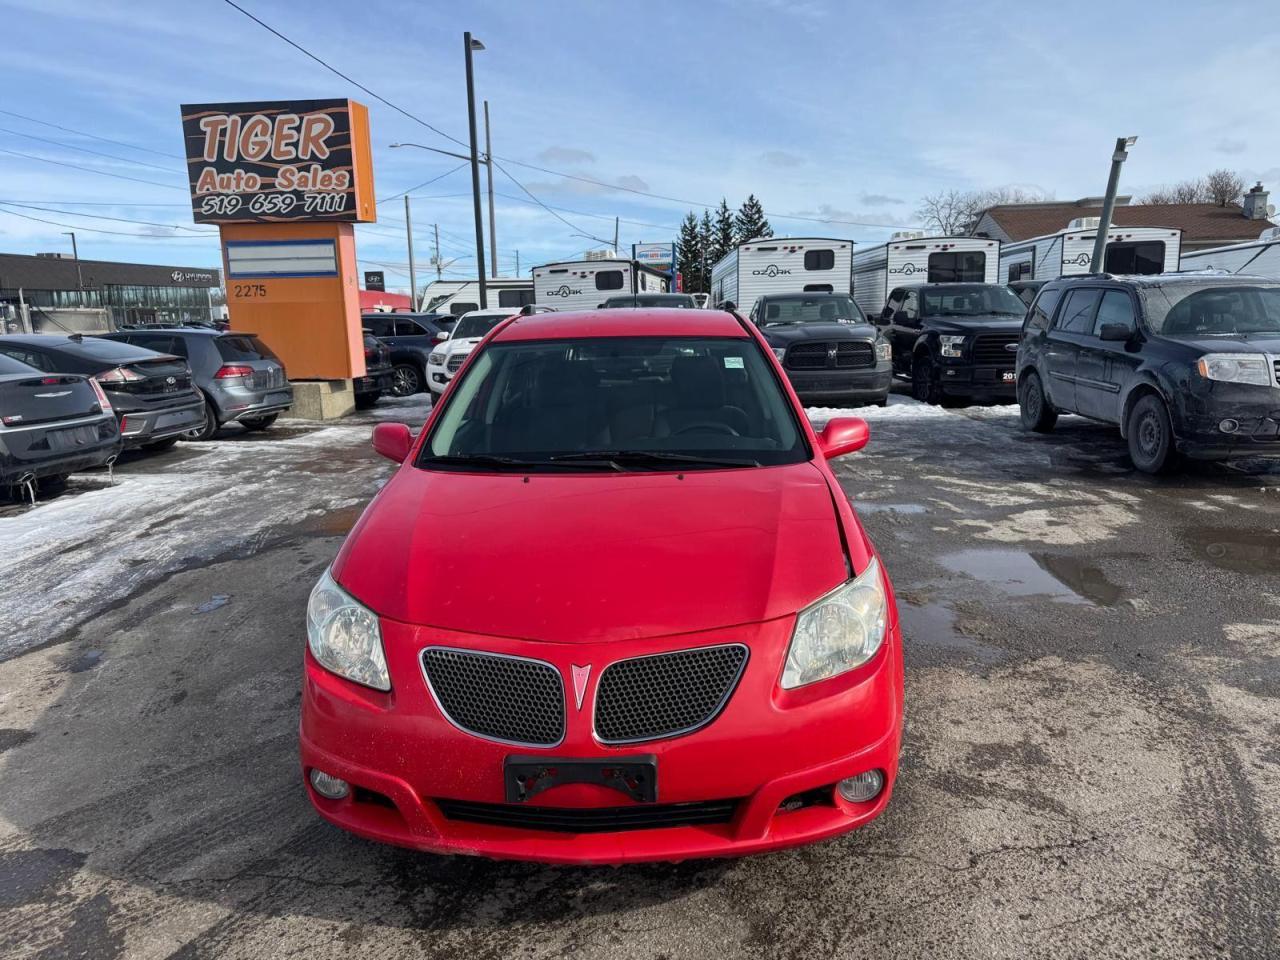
0,200,214,234
0,205,217,241
0,108,182,160
377,162,468,205
0,148,188,191
0,199,192,207
0,125,181,175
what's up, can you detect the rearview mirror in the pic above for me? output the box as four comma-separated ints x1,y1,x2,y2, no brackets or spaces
372,422,412,463
1099,322,1132,342
818,417,869,460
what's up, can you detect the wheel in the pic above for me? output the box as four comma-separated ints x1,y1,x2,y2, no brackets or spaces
355,391,381,410
240,413,278,432
141,436,180,452
1018,371,1058,433
911,353,944,405
183,399,220,441
389,363,423,397
1127,394,1178,474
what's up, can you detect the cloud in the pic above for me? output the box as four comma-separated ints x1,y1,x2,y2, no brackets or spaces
861,193,905,206
761,150,803,168
1215,138,1247,156
536,146,596,166
783,204,914,228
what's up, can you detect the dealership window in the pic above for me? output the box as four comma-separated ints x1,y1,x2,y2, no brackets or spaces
595,270,624,291
928,251,986,283
804,249,835,271
498,289,535,308
1104,242,1165,275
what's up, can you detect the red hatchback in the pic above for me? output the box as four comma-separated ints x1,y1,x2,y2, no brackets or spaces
300,308,904,863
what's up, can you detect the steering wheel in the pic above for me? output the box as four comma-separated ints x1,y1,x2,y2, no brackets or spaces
674,421,740,437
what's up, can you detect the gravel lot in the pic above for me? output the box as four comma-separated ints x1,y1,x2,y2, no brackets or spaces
2,394,1277,959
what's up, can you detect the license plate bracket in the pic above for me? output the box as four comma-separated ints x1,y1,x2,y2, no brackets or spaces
504,755,657,803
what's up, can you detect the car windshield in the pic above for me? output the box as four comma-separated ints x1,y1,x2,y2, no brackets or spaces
759,296,865,325
603,296,696,308
921,285,1025,317
423,336,809,471
1140,284,1280,336
452,312,511,339
216,335,277,361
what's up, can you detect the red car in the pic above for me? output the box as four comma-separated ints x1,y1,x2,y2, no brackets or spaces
300,307,904,863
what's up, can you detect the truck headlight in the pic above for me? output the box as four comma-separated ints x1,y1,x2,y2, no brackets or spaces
781,557,887,689
306,568,390,691
939,335,967,358
1196,354,1272,386
427,351,445,366
875,339,891,362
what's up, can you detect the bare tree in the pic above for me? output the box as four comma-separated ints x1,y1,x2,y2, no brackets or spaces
1138,172,1249,206
916,185,1050,234
1205,169,1246,206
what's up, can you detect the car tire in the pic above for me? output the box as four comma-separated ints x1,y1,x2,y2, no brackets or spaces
183,399,220,442
240,413,278,432
911,353,943,405
141,436,180,452
1127,394,1178,475
1018,371,1058,433
390,363,423,397
355,391,381,410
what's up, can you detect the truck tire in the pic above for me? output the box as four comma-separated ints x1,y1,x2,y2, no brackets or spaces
911,353,943,405
1127,394,1178,474
1018,371,1058,433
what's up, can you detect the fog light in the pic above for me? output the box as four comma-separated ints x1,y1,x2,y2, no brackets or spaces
309,768,349,800
837,770,884,803
1219,419,1240,434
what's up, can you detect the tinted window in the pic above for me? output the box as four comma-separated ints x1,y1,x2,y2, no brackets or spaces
498,289,535,308
0,346,51,371
74,338,159,361
362,316,395,337
394,318,427,336
1104,242,1165,276
1027,287,1061,331
920,284,1025,317
1057,289,1102,333
804,249,835,271
216,336,276,361
928,251,986,283
453,312,510,339
594,270,625,291
130,335,187,358
803,284,834,293
1140,284,1280,336
0,352,41,375
424,336,807,468
1008,262,1031,282
760,295,865,325
452,301,479,315
1092,291,1135,336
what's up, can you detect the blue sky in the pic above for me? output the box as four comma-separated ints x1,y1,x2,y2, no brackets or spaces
3,0,1279,295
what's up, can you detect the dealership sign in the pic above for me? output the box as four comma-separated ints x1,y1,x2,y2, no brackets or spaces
179,98,376,225
632,242,675,269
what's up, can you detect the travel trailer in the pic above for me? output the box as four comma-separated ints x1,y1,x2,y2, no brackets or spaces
851,234,1000,316
1177,227,1280,278
1000,219,1181,281
532,259,669,311
710,238,853,311
421,278,534,316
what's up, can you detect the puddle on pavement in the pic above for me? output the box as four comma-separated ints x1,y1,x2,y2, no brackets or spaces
898,600,1004,664
300,504,365,537
855,502,927,515
194,594,231,614
939,549,1122,606
1183,527,1280,575
66,650,104,673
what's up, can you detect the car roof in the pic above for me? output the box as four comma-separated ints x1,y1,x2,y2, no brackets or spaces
760,292,848,299
494,308,748,342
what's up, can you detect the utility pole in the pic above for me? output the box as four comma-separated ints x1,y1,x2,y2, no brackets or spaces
404,196,418,310
62,232,83,301
484,100,497,278
515,249,520,276
433,224,442,281
463,32,488,309
613,216,619,256
1091,136,1138,274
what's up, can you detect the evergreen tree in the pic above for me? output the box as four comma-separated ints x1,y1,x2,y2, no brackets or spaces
676,212,703,293
713,198,736,260
697,210,715,292
734,194,772,241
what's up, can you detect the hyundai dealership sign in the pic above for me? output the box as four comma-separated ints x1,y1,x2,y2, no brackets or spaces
632,242,675,270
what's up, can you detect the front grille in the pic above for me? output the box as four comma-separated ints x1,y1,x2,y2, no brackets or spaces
421,648,565,747
834,341,875,368
436,798,739,833
785,342,833,370
971,333,1019,364
1274,359,1279,386
446,354,466,373
594,644,748,744
784,341,874,370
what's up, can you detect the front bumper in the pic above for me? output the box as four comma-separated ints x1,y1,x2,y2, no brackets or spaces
1171,378,1280,460
300,613,904,864
784,362,893,403
427,367,449,394
937,361,1017,397
115,397,207,448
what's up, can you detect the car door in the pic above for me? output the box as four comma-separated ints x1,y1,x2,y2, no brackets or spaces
894,290,923,367
393,316,436,348
1043,288,1102,415
1075,289,1139,423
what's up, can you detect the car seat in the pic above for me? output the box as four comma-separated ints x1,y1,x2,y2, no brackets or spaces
659,356,750,437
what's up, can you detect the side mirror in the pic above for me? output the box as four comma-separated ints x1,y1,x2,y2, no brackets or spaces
1099,322,1132,342
434,330,448,343
817,417,869,460
722,301,737,312
372,422,412,463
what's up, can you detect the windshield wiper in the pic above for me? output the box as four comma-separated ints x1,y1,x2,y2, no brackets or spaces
422,454,553,470
550,450,761,469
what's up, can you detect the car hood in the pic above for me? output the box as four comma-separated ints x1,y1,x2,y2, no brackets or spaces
1161,333,1280,353
761,321,880,345
922,315,1024,335
333,461,849,643
441,338,482,356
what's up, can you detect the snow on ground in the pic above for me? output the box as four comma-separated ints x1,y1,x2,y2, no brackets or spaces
807,394,1020,424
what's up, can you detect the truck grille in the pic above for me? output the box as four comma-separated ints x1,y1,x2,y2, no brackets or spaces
1274,359,1280,386
593,644,748,744
971,333,1020,365
446,354,466,373
784,341,875,370
435,797,740,833
421,648,565,747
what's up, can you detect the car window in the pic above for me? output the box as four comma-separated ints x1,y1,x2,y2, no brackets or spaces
362,316,394,338
1093,290,1135,336
453,312,511,339
73,338,158,361
1056,289,1102,333
759,296,864,325
394,318,427,336
423,336,808,469
0,346,52,371
902,291,919,320
920,284,1025,317
1141,284,1280,336
216,335,276,362
1026,287,1062,332
132,335,186,357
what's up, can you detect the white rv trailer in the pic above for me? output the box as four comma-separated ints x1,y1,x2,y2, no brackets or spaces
999,219,1182,282
1177,227,1280,278
710,238,853,311
532,259,669,311
421,278,535,316
851,233,1000,316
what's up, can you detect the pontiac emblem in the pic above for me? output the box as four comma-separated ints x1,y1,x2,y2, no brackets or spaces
571,664,591,711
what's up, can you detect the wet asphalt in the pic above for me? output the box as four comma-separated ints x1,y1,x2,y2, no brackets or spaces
1,394,1278,959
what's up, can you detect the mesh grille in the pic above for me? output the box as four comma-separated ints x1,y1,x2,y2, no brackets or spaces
446,354,466,372
422,648,564,747
785,342,833,370
833,341,875,368
971,333,1019,364
594,644,748,744
436,798,739,833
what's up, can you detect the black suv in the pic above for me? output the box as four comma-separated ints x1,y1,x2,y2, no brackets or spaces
878,283,1026,405
1016,273,1280,473
362,312,455,397
748,293,891,406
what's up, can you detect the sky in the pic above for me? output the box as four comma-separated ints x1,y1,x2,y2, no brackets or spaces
3,0,1280,297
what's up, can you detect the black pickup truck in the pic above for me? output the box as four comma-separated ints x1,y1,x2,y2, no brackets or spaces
747,293,892,406
877,283,1026,405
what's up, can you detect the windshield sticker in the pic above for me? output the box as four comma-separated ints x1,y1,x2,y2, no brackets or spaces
724,356,744,369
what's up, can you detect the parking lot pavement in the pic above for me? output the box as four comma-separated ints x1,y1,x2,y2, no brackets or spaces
2,396,1277,959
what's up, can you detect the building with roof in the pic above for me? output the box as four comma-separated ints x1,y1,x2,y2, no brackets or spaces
970,183,1276,253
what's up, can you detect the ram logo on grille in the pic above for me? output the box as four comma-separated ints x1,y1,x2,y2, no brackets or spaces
593,644,749,744
421,648,565,747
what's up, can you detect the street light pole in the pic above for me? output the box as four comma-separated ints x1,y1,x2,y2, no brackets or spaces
404,195,418,310
463,32,488,309
1091,136,1138,274
62,231,84,300
484,100,497,279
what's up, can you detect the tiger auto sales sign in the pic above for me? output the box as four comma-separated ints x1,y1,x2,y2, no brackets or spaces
180,98,376,224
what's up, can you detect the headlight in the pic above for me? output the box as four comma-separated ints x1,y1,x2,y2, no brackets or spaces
781,556,887,689
306,568,390,691
939,335,967,358
427,351,445,366
875,339,891,362
772,346,787,361
1196,353,1272,386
